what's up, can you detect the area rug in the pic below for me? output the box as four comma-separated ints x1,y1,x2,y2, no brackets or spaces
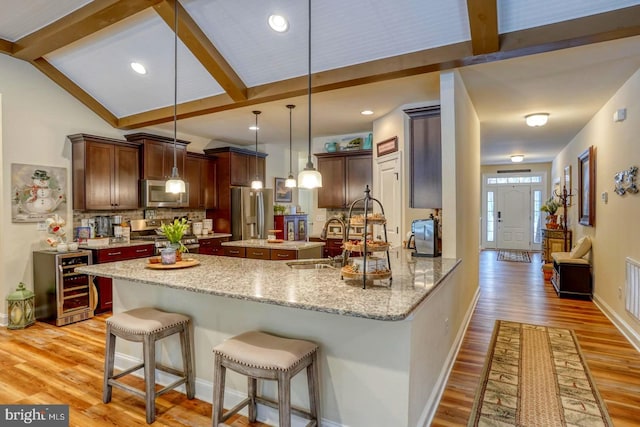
467,320,613,427
497,250,531,263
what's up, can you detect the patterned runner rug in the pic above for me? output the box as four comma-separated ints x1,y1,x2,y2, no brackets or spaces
497,249,531,263
468,320,612,427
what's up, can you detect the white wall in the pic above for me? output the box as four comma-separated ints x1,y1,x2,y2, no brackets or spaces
552,67,640,348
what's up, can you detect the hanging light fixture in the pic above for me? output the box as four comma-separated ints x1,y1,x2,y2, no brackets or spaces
250,111,263,190
298,0,322,189
166,0,186,194
285,104,297,188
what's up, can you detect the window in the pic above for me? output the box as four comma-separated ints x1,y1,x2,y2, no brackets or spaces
486,191,495,242
533,190,542,244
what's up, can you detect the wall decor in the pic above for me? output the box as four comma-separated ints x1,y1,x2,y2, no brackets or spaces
578,146,595,226
11,163,67,223
614,166,638,196
564,165,572,206
274,177,293,203
376,136,398,157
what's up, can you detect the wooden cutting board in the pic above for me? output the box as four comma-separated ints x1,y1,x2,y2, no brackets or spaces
146,258,200,269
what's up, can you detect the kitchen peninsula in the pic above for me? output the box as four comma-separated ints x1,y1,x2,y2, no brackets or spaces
77,250,461,426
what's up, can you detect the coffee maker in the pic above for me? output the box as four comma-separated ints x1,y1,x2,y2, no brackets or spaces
410,216,441,257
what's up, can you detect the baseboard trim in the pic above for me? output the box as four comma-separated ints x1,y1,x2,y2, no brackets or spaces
418,285,481,427
0,313,8,327
593,293,640,352
114,353,341,427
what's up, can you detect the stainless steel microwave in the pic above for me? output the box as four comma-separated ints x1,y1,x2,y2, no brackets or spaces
141,179,189,208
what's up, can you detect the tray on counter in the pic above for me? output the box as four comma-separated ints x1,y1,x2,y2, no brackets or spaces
146,258,200,270
340,266,391,280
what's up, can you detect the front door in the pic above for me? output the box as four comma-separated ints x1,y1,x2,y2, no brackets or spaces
497,185,531,250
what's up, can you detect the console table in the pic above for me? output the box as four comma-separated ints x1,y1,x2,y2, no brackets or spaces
541,229,572,263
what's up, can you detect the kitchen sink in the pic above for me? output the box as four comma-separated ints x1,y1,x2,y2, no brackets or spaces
286,260,336,270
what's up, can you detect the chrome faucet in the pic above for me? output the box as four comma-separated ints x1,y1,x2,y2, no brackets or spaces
320,216,348,266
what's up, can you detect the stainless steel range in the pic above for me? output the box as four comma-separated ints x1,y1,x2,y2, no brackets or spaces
130,219,200,254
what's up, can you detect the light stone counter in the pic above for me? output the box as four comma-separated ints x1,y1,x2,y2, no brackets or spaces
78,239,154,250
76,249,458,321
196,233,232,240
220,239,325,251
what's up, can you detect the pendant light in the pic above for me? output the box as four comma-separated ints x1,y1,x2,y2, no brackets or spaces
250,111,263,190
298,0,322,189
166,0,186,194
285,104,297,188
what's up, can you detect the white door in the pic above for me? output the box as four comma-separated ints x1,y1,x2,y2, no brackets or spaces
497,185,531,250
377,153,401,247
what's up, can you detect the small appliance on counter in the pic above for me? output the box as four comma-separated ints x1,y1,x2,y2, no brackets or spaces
410,216,441,257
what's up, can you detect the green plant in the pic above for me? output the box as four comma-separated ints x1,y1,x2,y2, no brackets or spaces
160,218,189,252
274,204,286,215
540,197,559,215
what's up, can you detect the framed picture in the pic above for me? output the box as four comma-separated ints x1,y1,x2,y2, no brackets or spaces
376,136,398,157
274,177,292,203
11,163,67,223
564,165,572,206
578,146,595,226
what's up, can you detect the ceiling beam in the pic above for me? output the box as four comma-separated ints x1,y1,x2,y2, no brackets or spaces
0,38,13,55
12,0,163,61
466,0,499,55
31,58,118,127
153,0,248,102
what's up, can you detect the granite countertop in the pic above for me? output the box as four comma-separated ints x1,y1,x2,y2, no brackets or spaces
221,239,325,250
78,240,155,250
76,249,460,321
197,233,232,240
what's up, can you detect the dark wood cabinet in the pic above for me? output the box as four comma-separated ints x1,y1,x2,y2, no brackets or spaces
90,244,154,313
315,150,372,208
271,249,297,260
124,133,189,180
274,215,308,241
69,134,141,210
246,247,271,260
186,153,217,209
405,106,442,209
224,247,246,258
552,260,592,299
310,237,343,258
204,147,268,234
198,236,230,255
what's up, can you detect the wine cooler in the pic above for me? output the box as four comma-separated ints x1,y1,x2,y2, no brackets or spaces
33,250,95,326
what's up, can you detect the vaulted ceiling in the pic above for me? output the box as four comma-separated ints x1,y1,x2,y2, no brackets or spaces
2,0,640,164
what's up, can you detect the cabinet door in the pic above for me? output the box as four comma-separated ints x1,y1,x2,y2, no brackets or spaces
296,217,307,241
271,249,297,260
114,145,139,209
85,141,115,210
164,144,186,178
203,158,217,209
143,140,166,179
185,156,203,208
224,247,246,257
409,111,442,208
346,155,372,206
246,248,270,260
317,156,346,208
230,152,250,186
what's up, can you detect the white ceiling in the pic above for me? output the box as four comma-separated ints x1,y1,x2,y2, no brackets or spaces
2,0,640,164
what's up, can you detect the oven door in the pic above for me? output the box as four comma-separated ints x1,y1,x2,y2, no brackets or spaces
141,180,189,208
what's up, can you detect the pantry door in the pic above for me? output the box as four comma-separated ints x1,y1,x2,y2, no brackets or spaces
496,184,531,250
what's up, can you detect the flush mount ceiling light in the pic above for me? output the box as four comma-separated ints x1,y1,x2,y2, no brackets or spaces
130,62,146,75
250,111,263,190
511,155,525,163
268,14,289,32
165,1,185,194
361,110,374,116
525,113,549,127
285,104,297,188
298,0,322,189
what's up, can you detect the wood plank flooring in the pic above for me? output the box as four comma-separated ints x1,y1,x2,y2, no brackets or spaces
432,250,640,427
3,251,639,426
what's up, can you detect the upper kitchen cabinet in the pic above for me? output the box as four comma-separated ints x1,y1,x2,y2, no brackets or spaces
68,134,140,210
69,134,141,211
316,150,372,208
185,152,217,209
405,106,442,209
204,147,267,187
124,133,189,180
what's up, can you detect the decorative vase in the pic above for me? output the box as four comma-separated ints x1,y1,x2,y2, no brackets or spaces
546,214,559,229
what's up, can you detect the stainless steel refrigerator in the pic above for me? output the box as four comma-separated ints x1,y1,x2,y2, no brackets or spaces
231,187,274,240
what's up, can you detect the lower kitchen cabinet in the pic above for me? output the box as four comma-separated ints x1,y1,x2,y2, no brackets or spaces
246,247,271,260
224,247,246,258
309,237,343,258
271,249,297,260
90,243,154,313
198,236,230,255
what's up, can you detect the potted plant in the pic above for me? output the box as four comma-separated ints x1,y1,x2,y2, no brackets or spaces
540,197,560,228
160,218,189,259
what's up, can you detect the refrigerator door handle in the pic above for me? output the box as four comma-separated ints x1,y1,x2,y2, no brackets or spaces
256,191,265,239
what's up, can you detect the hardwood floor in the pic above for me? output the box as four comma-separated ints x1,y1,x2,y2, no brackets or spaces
4,251,639,426
432,250,640,427
0,313,268,427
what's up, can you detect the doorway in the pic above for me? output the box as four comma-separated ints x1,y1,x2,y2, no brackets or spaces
376,152,402,248
482,173,545,251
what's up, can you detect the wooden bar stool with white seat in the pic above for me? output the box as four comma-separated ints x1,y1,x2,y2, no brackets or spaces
212,331,320,427
103,307,195,424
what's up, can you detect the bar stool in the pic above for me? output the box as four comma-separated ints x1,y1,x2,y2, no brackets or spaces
212,331,320,427
103,307,195,424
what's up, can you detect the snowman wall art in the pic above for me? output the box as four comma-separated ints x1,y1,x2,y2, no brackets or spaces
11,164,67,223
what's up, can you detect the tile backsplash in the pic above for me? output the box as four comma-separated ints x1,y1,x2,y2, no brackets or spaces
72,208,206,228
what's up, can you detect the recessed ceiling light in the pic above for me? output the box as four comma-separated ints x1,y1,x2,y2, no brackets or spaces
525,113,549,127
361,110,374,115
268,14,289,32
130,62,147,75
511,155,524,163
